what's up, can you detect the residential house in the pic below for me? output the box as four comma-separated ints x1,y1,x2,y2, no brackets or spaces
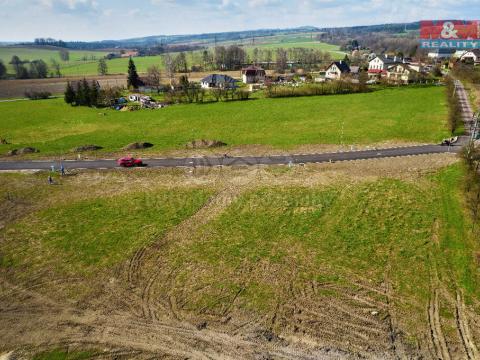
459,49,480,64
241,66,266,84
200,74,237,89
325,61,351,80
386,64,418,84
368,55,405,78
121,51,139,58
427,49,455,60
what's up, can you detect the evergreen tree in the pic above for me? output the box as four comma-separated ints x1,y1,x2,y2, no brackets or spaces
343,54,351,66
64,82,76,105
82,79,91,106
76,81,85,106
90,80,99,107
127,57,140,88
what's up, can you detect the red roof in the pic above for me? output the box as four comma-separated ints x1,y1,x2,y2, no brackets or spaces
368,69,386,74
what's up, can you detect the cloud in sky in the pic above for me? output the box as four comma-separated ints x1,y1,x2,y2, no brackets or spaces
1,0,480,41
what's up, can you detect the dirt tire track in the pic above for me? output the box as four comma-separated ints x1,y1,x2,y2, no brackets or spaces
455,291,480,359
427,289,451,360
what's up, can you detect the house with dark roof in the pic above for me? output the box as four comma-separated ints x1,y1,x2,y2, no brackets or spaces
325,61,351,80
200,74,237,89
241,66,266,84
428,48,455,60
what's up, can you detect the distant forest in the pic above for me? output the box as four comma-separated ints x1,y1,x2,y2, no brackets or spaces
15,22,421,51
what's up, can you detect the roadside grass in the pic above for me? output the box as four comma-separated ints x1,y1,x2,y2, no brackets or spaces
433,165,480,300
0,86,449,157
1,187,213,276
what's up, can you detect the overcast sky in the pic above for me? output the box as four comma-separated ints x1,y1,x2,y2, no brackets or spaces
1,0,480,42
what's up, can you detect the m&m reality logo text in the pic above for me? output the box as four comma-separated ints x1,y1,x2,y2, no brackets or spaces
420,20,480,49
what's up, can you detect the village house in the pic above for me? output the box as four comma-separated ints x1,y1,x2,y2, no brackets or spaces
386,64,419,84
325,61,351,80
121,51,139,58
200,74,237,89
368,55,405,79
459,49,480,65
241,66,266,84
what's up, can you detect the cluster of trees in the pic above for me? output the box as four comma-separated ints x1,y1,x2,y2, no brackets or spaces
64,79,122,107
451,64,480,85
445,77,462,135
196,46,334,73
9,56,49,79
330,33,421,59
265,80,369,98
34,38,68,47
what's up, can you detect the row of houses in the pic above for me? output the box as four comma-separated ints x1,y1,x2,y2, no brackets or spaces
428,49,480,64
153,49,480,90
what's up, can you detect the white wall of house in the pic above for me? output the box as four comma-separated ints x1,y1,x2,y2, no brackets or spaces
326,64,341,80
369,57,385,71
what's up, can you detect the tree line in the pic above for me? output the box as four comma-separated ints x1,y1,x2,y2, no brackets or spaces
33,38,67,48
445,77,462,135
8,56,49,79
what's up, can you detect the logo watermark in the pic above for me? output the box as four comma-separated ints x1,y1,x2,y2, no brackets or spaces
420,20,480,49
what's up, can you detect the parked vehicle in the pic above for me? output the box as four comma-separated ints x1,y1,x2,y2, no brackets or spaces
117,157,144,167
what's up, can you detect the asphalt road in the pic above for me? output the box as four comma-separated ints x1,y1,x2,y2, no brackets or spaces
0,143,463,171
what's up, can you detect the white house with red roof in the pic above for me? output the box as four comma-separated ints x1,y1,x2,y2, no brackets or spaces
368,55,405,78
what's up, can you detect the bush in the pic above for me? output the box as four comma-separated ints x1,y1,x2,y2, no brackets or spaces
461,143,480,222
265,80,369,98
25,91,51,100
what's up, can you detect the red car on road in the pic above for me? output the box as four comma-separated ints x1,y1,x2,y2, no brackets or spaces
117,157,144,167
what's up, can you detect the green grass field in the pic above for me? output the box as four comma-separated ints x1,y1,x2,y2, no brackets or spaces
0,86,449,157
167,165,480,326
0,185,212,275
0,46,109,74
